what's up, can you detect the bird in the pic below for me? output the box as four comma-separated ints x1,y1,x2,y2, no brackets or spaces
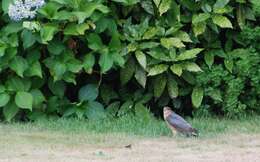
163,106,198,137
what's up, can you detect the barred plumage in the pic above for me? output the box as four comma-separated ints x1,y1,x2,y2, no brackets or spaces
163,107,198,137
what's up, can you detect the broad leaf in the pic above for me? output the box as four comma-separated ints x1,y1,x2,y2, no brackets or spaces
15,91,33,110
0,93,10,107
79,84,98,102
192,13,211,24
99,52,113,73
204,52,214,68
167,76,178,98
30,89,46,107
135,66,147,88
170,64,183,76
135,51,147,69
224,59,233,73
40,24,58,44
212,15,233,28
176,48,204,61
86,101,106,120
148,64,169,76
184,62,202,72
3,102,19,122
159,0,171,16
192,87,204,108
161,37,185,49
10,56,29,77
83,53,95,74
153,74,167,98
120,57,136,85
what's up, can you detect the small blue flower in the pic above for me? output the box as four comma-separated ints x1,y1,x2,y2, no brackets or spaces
8,0,45,21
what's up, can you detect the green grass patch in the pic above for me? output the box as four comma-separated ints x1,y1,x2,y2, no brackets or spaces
1,115,260,138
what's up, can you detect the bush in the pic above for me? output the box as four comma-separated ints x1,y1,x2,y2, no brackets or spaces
0,0,259,121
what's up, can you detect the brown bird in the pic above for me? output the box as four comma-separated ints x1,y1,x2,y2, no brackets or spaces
163,107,198,137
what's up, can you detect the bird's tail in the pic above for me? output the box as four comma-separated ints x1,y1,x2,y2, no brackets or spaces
191,128,199,137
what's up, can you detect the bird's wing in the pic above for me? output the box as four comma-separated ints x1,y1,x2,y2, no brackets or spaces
166,114,193,132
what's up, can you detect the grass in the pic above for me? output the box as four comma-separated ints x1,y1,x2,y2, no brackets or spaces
1,115,260,161
1,114,260,138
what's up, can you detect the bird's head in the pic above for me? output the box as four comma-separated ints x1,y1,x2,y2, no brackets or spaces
163,106,173,119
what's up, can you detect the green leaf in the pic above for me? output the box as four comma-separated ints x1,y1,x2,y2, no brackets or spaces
67,59,83,73
141,0,155,15
38,2,61,19
47,40,65,55
3,102,19,122
204,52,214,68
120,57,136,85
161,37,185,49
53,62,66,81
148,64,169,76
83,53,95,74
192,87,204,108
170,64,183,76
139,42,160,49
212,15,233,28
2,0,12,14
208,90,223,102
184,62,202,72
48,80,66,98
182,71,196,85
100,85,118,104
175,31,192,43
0,93,10,107
99,52,113,73
40,24,58,44
0,85,5,93
72,11,89,24
64,23,90,36
112,0,140,5
213,0,230,10
106,101,120,117
21,30,36,49
134,102,151,121
224,59,233,73
153,74,167,98
176,48,204,61
85,101,106,120
135,66,147,88
192,13,211,24
26,61,42,78
153,0,161,7
79,84,98,102
135,51,147,69
147,49,171,61
159,0,171,16
117,100,134,117
112,52,125,67
87,33,103,51
143,27,158,39
10,56,29,77
5,76,31,92
167,75,178,98
30,89,46,107
193,22,206,36
23,21,41,31
15,91,33,110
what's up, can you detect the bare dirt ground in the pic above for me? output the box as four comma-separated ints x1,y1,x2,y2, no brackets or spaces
1,128,260,162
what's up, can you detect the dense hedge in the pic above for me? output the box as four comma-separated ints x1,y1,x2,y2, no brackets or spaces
0,0,259,121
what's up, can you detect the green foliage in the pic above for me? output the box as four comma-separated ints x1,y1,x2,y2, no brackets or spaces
0,0,259,121
196,48,260,117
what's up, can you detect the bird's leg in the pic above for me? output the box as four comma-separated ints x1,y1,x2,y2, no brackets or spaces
171,129,178,137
